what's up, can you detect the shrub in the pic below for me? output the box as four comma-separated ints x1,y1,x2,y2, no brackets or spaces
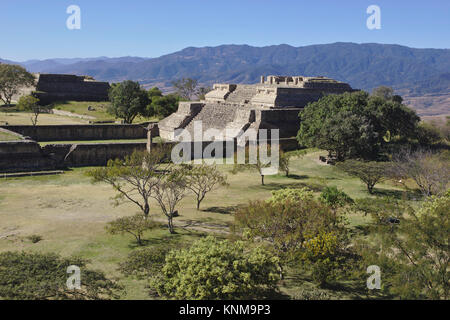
105,214,158,245
26,234,42,243
119,247,168,279
150,236,280,299
0,251,122,300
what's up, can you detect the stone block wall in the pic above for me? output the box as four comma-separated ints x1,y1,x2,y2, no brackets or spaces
1,123,150,141
34,74,110,104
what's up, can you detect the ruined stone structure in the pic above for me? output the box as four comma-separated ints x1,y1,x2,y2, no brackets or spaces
158,75,355,141
28,74,110,104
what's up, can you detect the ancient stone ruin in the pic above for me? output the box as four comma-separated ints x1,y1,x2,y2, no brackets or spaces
158,75,355,141
28,74,110,104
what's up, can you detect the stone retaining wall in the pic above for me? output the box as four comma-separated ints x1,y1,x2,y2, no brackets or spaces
0,137,299,173
1,123,150,141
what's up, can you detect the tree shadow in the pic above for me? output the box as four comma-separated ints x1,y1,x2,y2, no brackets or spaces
286,174,309,180
260,182,324,192
372,188,422,200
320,281,389,300
202,205,244,215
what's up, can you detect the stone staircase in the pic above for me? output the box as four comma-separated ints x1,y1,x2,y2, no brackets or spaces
224,85,257,104
184,103,241,138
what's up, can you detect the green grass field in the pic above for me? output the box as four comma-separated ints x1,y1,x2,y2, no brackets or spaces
51,101,157,123
0,150,416,299
1,101,157,125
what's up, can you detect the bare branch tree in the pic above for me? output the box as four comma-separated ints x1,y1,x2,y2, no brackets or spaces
389,148,449,197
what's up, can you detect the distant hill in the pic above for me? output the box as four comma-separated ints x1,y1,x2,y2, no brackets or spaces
2,42,449,116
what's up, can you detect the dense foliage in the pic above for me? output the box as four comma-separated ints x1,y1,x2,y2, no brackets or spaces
108,80,149,123
297,91,420,160
360,191,449,299
150,236,280,299
0,251,122,300
0,64,35,106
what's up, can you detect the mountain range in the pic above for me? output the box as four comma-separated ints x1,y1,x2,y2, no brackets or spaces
2,42,449,116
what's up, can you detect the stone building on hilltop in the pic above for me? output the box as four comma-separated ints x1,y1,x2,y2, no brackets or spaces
13,74,110,105
158,75,355,141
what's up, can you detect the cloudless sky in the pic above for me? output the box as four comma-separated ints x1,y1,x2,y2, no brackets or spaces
1,0,449,61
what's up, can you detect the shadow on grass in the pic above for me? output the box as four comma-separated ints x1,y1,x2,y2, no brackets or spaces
286,174,309,180
372,188,422,201
202,205,244,215
320,281,390,300
259,182,324,192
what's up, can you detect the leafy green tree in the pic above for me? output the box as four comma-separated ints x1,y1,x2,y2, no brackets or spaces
147,93,181,118
359,191,449,299
235,190,339,277
87,147,172,218
319,186,353,224
108,80,149,123
416,122,443,146
371,86,394,100
337,160,387,194
17,95,41,125
119,247,169,279
0,251,122,300
300,231,344,286
0,64,35,106
150,236,280,299
297,91,420,160
171,77,199,100
106,213,158,245
319,186,353,209
183,164,228,210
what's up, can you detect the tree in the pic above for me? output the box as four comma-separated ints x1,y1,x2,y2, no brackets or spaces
337,160,387,194
416,122,443,146
0,251,122,300
197,86,212,100
279,150,307,177
106,214,158,245
183,164,228,210
171,78,199,100
389,149,449,197
150,168,188,234
359,191,449,299
119,247,169,279
17,95,41,125
87,147,172,217
234,189,339,277
232,144,274,185
371,86,394,100
149,236,280,299
0,64,35,106
108,80,149,123
319,186,353,224
147,93,180,118
297,91,420,160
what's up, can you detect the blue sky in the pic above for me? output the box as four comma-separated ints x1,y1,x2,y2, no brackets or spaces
1,0,449,61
